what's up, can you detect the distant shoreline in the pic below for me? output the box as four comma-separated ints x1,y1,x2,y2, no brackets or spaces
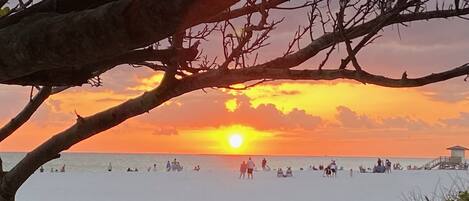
0,151,437,159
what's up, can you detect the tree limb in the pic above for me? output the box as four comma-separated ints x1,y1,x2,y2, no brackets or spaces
203,63,469,88
205,0,289,23
1,47,200,86
0,0,238,85
0,86,52,143
258,7,469,71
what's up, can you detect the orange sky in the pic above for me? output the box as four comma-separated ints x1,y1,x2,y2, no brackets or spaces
1,74,469,158
1,3,469,158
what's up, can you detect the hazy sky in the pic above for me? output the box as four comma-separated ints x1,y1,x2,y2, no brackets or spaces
0,1,469,157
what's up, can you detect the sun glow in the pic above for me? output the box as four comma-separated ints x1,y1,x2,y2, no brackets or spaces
225,98,239,112
228,134,243,148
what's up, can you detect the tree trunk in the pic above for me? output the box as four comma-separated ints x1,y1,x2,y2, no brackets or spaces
0,0,238,85
0,192,14,201
0,158,13,201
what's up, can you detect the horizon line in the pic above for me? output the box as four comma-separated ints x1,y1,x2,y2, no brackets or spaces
0,150,437,159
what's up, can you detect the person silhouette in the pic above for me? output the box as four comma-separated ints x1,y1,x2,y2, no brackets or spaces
239,161,247,179
247,157,255,179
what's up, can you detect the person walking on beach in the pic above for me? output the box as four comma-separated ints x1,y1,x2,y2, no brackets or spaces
247,157,255,179
239,161,247,179
262,158,267,170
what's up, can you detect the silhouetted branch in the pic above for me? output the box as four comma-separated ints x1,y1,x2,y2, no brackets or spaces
0,86,51,142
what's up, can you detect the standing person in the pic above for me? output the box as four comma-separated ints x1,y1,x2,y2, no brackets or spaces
247,157,256,179
166,161,171,172
377,158,382,166
330,160,337,177
285,167,293,177
171,159,177,171
385,159,392,173
261,158,267,170
239,161,247,179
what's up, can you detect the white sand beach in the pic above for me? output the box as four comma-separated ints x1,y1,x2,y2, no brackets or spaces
18,170,469,201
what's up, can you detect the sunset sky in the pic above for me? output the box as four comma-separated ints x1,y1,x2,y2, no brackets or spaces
1,4,469,157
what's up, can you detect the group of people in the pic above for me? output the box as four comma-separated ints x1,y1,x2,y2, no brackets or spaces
39,165,65,173
127,167,139,172
147,164,158,172
238,158,346,179
239,157,256,179
106,159,186,173
358,158,395,173
373,158,392,173
167,158,183,172
277,167,293,177
239,157,295,178
323,160,337,177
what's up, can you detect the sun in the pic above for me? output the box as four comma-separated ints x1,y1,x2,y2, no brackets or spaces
228,134,243,148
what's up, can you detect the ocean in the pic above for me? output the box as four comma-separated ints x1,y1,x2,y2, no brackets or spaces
0,152,440,173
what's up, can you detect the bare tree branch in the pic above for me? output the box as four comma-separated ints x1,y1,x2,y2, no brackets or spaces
0,87,51,142
207,63,469,88
0,85,71,143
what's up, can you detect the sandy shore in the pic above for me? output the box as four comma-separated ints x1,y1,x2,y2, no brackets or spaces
17,170,469,201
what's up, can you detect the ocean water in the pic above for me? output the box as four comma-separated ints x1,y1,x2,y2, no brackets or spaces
0,152,442,173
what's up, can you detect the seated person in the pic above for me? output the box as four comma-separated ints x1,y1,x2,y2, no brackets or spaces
285,167,293,177
277,168,284,177
324,167,332,176
373,165,385,173
359,166,366,173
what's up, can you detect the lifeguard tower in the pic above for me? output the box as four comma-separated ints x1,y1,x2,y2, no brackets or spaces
420,145,468,170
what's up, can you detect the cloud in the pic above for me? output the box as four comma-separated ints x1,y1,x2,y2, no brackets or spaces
441,112,469,128
138,91,322,132
152,127,179,136
336,106,378,128
335,106,430,131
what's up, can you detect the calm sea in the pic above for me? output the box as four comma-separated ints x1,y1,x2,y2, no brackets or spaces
0,152,445,173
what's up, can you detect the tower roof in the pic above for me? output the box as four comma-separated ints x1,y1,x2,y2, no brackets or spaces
447,145,469,150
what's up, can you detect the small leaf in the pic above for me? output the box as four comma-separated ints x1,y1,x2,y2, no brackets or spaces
0,7,11,17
